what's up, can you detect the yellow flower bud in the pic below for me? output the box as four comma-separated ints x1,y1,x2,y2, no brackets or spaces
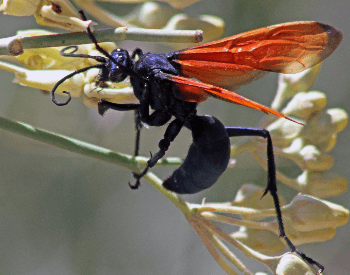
281,91,327,120
267,118,303,148
0,0,40,16
164,14,225,49
14,69,84,97
83,69,137,106
160,0,201,9
231,227,285,255
271,63,322,110
297,145,333,171
277,141,333,171
127,1,178,29
326,108,348,133
84,83,137,104
81,96,99,109
302,108,348,150
283,194,349,231
293,227,336,245
316,134,337,152
275,253,318,275
269,217,336,245
297,170,347,198
0,30,102,71
232,184,285,217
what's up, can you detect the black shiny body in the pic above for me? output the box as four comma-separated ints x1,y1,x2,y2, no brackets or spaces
97,49,235,194
163,115,231,194
129,52,198,125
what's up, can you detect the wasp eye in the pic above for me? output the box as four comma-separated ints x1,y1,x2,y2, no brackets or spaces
106,49,131,82
109,70,128,82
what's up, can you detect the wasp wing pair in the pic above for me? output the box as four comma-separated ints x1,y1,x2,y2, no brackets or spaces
159,21,342,121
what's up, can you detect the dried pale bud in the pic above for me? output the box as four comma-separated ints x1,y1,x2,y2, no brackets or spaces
302,108,348,151
164,14,225,49
271,63,322,110
296,170,347,198
232,183,285,214
266,118,303,148
14,69,85,97
231,227,285,255
35,1,91,31
0,0,40,16
281,91,327,120
275,253,318,275
127,1,178,29
283,194,349,231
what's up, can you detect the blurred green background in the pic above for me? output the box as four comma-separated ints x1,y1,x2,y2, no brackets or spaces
0,0,349,274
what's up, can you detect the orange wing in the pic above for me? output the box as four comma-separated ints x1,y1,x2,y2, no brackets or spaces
174,21,342,89
163,74,302,125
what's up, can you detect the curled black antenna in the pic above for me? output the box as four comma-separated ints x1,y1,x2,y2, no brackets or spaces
51,10,113,106
51,46,109,106
51,63,105,106
60,46,107,63
52,10,134,106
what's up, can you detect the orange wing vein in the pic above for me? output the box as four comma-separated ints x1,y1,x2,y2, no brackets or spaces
166,74,303,125
174,21,342,89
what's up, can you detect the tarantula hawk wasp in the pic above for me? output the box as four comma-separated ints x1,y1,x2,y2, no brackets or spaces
51,10,342,272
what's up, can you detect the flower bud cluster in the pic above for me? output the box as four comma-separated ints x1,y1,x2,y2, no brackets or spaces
234,64,348,198
0,29,139,108
223,66,349,272
228,184,349,255
187,181,348,274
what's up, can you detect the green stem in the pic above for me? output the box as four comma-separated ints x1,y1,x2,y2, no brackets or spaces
0,28,203,56
0,116,192,217
0,116,182,171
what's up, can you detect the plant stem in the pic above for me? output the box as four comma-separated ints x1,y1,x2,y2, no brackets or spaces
0,116,182,171
0,28,203,56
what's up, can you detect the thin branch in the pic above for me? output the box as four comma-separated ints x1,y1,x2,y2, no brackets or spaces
0,116,182,171
191,203,276,218
0,28,203,56
193,214,279,273
201,212,269,230
191,220,241,275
